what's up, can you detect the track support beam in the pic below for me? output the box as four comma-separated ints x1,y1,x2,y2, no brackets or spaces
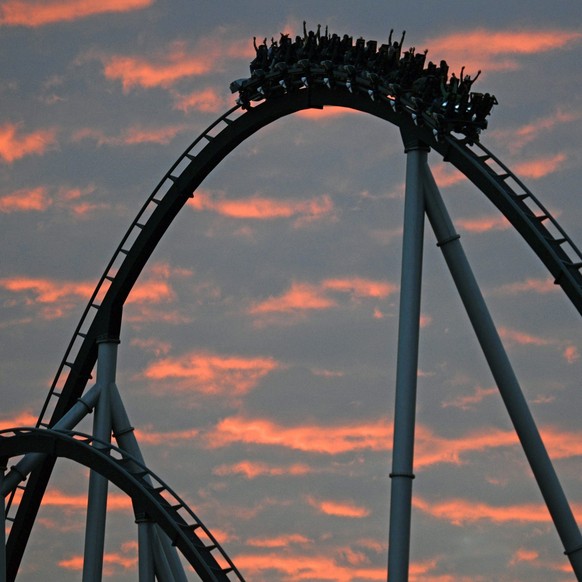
82,340,117,582
387,136,428,581
421,158,582,581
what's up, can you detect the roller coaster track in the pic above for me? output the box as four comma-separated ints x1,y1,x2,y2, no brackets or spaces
4,64,582,579
0,428,243,581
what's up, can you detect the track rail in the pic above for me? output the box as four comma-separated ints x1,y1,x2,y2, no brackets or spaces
0,428,244,581
5,72,582,577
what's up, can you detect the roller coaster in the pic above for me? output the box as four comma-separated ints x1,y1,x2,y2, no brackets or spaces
1,28,581,581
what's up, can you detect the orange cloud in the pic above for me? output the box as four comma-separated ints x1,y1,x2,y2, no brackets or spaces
206,415,582,468
430,164,467,188
455,214,510,233
441,386,497,410
249,282,337,315
213,460,312,479
412,495,578,525
0,410,39,430
41,489,131,511
0,186,52,213
296,107,362,120
308,496,370,518
491,110,581,152
510,548,539,565
563,345,580,364
322,277,397,299
206,416,391,454
72,124,187,146
498,325,552,347
513,153,567,179
491,277,557,296
172,87,228,113
59,542,137,575
205,415,525,468
0,0,152,27
246,534,311,548
143,350,280,395
132,426,200,445
0,277,94,319
0,123,56,162
249,277,396,317
96,35,253,91
425,29,582,73
189,190,335,225
232,552,386,582
126,280,175,304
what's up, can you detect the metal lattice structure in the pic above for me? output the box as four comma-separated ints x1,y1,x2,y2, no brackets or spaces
1,56,582,581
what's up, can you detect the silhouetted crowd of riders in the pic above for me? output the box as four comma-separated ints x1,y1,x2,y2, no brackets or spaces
231,23,498,141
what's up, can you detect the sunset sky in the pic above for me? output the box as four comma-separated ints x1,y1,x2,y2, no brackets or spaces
1,0,582,580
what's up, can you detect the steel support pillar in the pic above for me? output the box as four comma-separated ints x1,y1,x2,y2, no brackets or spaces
82,340,117,582
136,514,155,582
110,384,187,582
421,160,582,580
1,382,104,496
387,137,428,581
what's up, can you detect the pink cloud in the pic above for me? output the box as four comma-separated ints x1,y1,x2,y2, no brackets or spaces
425,29,582,73
189,190,335,225
296,107,362,120
441,386,498,410
0,410,39,430
491,277,557,296
205,415,582,468
513,153,567,179
233,552,386,582
249,277,397,318
563,345,580,364
249,282,337,315
0,186,52,213
430,164,467,188
510,548,539,565
206,416,391,454
0,0,152,27
491,110,581,152
246,534,311,548
143,350,280,395
413,495,582,526
307,496,370,518
456,214,510,233
172,87,228,113
72,124,187,146
132,426,200,445
213,460,313,479
95,34,254,91
0,123,56,163
498,325,553,347
42,489,131,511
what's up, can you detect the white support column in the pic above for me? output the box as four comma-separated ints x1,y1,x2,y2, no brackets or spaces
421,160,582,580
387,138,428,582
110,384,187,582
82,340,118,582
136,514,155,582
1,382,104,496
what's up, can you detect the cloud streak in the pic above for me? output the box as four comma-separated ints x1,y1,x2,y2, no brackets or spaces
143,350,281,395
413,495,582,526
0,123,56,163
425,29,582,73
0,187,51,213
0,0,153,27
189,190,335,225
